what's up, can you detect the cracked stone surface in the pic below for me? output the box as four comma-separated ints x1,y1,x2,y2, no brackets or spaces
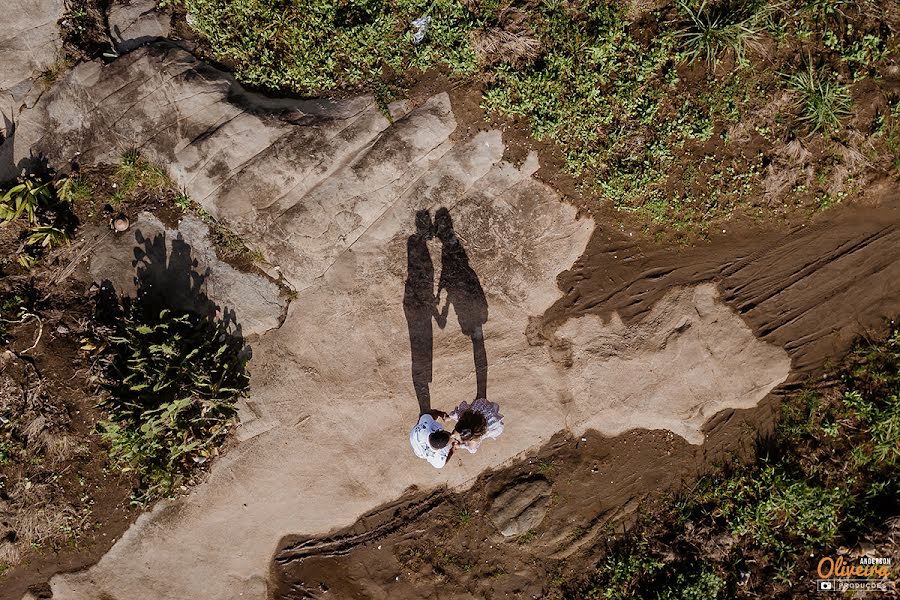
108,0,172,52
86,212,286,338
3,45,790,600
488,479,552,537
0,0,64,102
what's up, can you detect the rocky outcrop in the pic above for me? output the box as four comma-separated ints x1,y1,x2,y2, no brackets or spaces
0,0,65,105
108,0,172,52
488,478,552,538
86,211,285,338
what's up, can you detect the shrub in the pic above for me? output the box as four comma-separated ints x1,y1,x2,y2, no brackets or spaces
96,303,249,500
0,175,77,267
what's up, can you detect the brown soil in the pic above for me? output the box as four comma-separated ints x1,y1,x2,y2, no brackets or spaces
0,276,139,600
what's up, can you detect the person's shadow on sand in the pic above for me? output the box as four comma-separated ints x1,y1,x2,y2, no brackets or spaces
403,210,441,414
434,207,488,401
403,207,490,414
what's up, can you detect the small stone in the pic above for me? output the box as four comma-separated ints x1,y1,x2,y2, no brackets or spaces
56,324,70,334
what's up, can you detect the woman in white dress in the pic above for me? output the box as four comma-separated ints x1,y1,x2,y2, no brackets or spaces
450,399,504,453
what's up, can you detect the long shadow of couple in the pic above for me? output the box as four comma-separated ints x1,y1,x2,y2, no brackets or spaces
403,207,488,415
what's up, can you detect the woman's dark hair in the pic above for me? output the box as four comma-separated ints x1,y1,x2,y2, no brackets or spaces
454,410,487,441
429,430,451,449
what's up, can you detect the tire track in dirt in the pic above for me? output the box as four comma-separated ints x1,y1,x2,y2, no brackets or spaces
543,199,900,377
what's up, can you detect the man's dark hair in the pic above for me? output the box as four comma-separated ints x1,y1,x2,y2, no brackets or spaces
429,430,451,450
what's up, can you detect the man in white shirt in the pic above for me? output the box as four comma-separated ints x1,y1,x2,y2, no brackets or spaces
410,409,455,468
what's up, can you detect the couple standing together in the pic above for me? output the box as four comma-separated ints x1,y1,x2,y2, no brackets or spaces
404,208,504,469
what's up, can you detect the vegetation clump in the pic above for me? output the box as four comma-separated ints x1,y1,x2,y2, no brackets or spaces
677,0,772,67
94,297,249,501
786,63,853,133
0,175,77,267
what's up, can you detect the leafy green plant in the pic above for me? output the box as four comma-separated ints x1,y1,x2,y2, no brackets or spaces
1,175,77,267
0,178,53,224
0,293,29,343
96,304,249,500
677,0,772,68
786,64,852,134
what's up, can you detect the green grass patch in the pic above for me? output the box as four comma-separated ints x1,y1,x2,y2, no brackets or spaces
171,0,479,101
111,150,169,207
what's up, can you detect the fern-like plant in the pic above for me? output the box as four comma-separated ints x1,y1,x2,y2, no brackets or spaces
0,178,53,225
1,174,78,267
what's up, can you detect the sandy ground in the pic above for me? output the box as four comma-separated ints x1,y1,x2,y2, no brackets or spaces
0,44,797,599
0,9,897,599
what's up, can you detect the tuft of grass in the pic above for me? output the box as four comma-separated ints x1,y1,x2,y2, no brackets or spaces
677,0,772,68
95,303,249,501
456,506,475,525
786,64,853,134
516,529,537,545
114,150,170,201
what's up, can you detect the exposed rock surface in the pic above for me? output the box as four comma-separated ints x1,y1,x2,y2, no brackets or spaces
108,0,171,52
86,211,285,338
488,478,552,537
6,45,789,600
0,0,65,105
